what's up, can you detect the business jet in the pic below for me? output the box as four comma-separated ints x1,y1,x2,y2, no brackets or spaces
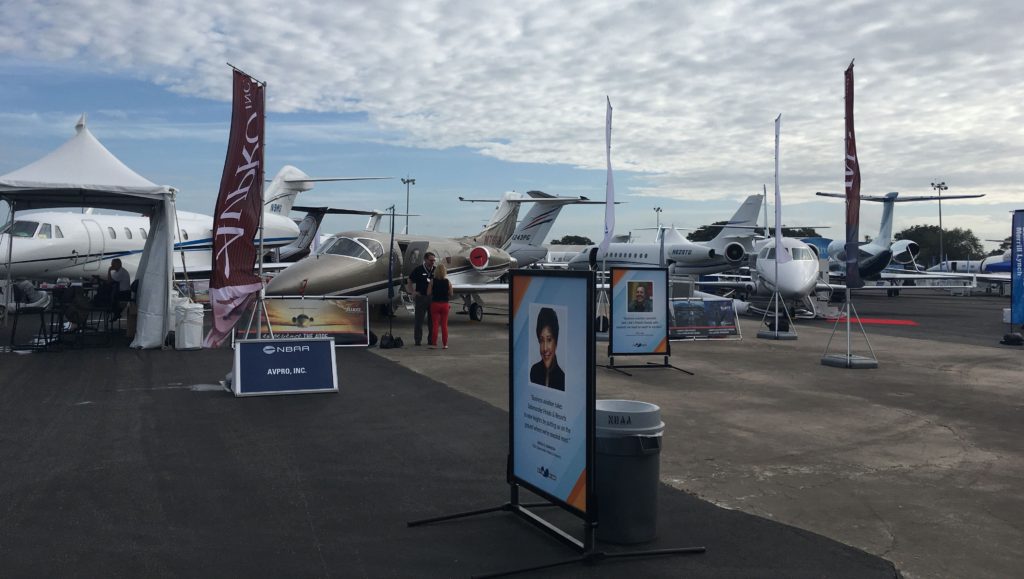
815,191,984,280
264,190,584,319
0,165,382,282
565,194,763,275
698,236,826,317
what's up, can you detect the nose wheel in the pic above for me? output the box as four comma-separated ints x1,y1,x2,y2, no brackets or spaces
469,302,484,321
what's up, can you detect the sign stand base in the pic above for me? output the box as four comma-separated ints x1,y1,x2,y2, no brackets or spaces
820,289,878,369
408,483,705,579
602,355,693,377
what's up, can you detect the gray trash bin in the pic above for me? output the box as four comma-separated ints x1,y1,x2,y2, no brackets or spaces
595,399,665,544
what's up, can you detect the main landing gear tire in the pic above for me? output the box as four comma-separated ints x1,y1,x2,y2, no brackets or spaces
469,302,484,321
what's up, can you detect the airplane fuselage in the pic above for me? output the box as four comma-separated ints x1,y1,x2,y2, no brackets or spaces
1,209,299,281
264,230,513,303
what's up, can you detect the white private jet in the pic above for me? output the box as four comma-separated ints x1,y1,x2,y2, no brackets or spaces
565,194,764,275
0,165,382,282
697,236,826,317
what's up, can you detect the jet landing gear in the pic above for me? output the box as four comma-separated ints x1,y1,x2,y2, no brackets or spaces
459,294,485,321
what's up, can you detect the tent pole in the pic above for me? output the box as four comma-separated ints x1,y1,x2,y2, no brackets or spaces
3,201,14,326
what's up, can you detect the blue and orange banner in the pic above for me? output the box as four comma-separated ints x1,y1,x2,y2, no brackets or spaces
609,267,669,355
509,271,593,517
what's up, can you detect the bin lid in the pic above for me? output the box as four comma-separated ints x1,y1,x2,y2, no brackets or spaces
595,399,664,437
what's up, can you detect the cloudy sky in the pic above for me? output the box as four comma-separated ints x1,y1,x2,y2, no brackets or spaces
1,0,1021,256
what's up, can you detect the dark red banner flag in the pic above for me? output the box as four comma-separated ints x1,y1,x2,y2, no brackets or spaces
204,70,265,347
844,61,863,288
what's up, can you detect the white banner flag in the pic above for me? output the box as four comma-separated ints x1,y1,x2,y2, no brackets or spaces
599,97,615,255
774,114,791,264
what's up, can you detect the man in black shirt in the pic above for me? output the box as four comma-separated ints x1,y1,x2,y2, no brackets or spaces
406,251,436,345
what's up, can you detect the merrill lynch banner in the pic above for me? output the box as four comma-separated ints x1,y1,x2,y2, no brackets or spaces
669,298,739,340
236,297,370,347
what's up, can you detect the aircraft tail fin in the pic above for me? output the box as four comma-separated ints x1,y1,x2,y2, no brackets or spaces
264,165,313,217
712,194,763,241
463,193,521,247
876,192,898,246
502,191,570,249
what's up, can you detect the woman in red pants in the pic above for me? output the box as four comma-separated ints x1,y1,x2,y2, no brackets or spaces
427,263,453,349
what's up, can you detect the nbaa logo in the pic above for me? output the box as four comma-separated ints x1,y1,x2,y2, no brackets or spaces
263,345,311,355
537,466,557,481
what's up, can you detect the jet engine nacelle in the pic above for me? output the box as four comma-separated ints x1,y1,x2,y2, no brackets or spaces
826,238,846,261
723,242,745,264
466,245,513,271
890,239,920,265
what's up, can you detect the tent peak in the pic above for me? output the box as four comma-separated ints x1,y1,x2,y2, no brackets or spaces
75,113,87,133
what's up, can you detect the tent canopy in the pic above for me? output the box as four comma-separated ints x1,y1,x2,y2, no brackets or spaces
0,115,177,349
0,115,171,211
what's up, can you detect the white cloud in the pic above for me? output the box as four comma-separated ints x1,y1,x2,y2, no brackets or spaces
2,0,1022,244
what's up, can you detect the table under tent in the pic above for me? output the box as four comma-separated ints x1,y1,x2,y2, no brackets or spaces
0,115,177,349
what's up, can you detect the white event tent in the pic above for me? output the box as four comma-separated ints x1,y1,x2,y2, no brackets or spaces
0,115,177,349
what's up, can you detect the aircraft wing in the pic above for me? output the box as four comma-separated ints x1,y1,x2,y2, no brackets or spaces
452,283,509,294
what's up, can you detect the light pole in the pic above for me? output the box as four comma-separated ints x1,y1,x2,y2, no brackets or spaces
931,181,947,268
401,177,415,234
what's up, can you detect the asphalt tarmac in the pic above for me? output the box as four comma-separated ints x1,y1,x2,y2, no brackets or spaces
1,289,1018,577
375,290,1023,579
0,312,900,578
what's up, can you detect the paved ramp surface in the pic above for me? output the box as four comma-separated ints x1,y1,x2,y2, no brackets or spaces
376,293,1024,579
0,341,897,578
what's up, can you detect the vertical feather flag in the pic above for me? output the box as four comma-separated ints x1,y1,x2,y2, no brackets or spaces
844,60,864,288
598,97,615,256
774,114,791,264
203,70,265,348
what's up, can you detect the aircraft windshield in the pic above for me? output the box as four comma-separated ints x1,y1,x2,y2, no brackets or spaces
322,237,374,261
0,221,40,237
356,238,385,259
760,246,814,261
791,247,815,261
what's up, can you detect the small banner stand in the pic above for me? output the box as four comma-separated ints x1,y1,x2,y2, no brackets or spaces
1000,210,1024,346
603,267,691,376
756,289,798,340
821,287,879,369
407,270,703,577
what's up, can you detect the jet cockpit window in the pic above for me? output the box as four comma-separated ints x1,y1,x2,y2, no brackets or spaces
4,221,39,237
323,237,373,261
55,226,64,238
38,223,52,239
761,247,776,259
790,247,814,261
356,238,385,259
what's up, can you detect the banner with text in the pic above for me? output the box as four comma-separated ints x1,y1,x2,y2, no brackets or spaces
233,338,337,396
1012,210,1023,325
669,298,740,340
609,267,669,356
509,270,594,517
204,69,266,347
236,297,370,346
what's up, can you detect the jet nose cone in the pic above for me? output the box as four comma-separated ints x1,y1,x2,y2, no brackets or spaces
776,263,816,299
266,255,354,296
